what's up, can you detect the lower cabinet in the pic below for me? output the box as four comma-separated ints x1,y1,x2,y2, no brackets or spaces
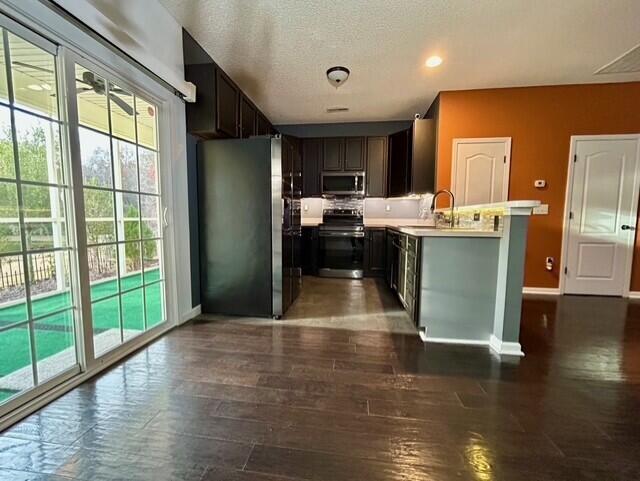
302,226,318,275
364,228,386,277
385,229,420,326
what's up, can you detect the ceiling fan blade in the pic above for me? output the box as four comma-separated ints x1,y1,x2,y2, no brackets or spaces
12,60,54,74
109,92,134,116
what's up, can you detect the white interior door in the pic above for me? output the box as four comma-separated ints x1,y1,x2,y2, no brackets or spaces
452,138,511,206
564,136,640,296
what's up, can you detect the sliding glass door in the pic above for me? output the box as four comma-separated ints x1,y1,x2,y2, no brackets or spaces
72,61,165,357
0,15,168,415
0,25,79,407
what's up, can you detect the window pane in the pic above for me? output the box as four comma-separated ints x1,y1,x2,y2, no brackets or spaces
138,147,158,194
15,111,63,185
79,127,112,188
122,287,144,341
121,242,142,290
0,324,34,402
109,83,135,142
140,195,159,238
0,33,8,103
92,296,121,357
88,244,118,301
0,181,21,254
35,309,76,382
0,106,15,179
118,192,140,241
8,32,58,119
145,281,164,328
114,139,137,191
30,251,72,318
0,255,27,324
75,65,108,133
136,97,157,150
143,239,161,280
84,188,115,244
22,184,68,250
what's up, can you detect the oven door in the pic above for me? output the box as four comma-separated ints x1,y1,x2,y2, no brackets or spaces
318,231,365,278
322,173,365,196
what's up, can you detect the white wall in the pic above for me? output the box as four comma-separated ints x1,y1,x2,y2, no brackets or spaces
51,0,190,96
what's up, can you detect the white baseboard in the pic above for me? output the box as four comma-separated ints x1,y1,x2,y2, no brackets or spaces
490,335,524,357
627,291,640,299
522,287,560,295
179,305,201,324
419,329,489,347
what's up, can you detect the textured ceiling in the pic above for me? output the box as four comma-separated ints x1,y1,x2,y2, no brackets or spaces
158,0,640,124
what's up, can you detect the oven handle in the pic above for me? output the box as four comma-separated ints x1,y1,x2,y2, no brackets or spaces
319,231,365,238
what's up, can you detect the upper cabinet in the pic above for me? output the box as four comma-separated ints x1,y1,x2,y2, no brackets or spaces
344,137,365,171
302,138,322,197
366,136,387,197
183,29,274,140
239,94,257,139
321,137,365,172
322,138,344,171
387,119,436,197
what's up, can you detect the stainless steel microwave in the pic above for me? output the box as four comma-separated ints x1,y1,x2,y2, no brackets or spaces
321,172,365,196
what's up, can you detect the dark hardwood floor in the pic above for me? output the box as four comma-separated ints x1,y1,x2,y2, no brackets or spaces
1,284,640,480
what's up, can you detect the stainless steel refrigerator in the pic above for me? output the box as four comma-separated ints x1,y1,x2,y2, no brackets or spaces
197,136,301,318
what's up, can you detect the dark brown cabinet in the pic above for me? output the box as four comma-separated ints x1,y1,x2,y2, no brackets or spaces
366,136,387,197
323,138,344,171
215,69,239,137
387,119,436,197
344,137,365,171
239,95,256,138
302,226,318,275
256,113,271,135
364,228,386,277
302,138,322,197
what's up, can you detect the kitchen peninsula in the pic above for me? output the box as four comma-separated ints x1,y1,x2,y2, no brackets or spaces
303,200,539,356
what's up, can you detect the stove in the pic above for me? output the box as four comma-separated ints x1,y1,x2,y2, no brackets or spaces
318,208,365,278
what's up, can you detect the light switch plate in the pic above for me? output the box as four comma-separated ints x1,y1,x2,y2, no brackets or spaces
533,204,549,215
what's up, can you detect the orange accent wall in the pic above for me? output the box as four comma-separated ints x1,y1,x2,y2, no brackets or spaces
435,82,640,289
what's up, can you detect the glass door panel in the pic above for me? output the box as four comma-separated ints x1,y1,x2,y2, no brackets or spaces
0,26,78,408
74,62,166,358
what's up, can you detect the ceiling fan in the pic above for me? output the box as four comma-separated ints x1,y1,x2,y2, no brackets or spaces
12,60,135,116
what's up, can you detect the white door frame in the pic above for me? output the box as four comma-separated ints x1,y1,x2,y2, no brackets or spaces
559,134,640,296
451,137,512,204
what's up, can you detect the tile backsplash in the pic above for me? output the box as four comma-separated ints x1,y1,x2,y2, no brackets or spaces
301,195,434,220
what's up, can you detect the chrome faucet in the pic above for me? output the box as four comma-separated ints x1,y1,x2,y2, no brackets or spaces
430,189,456,228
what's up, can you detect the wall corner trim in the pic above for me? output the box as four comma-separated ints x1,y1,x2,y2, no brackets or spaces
627,291,640,299
522,287,561,295
489,335,524,357
180,305,201,325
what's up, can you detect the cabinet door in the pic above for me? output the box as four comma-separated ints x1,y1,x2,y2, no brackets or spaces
302,138,322,197
302,226,318,275
344,137,365,171
215,69,239,137
322,138,344,171
364,228,386,277
387,129,410,197
239,95,256,138
256,112,270,135
366,136,387,197
411,119,436,194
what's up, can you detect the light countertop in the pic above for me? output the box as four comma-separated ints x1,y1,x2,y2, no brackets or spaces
301,218,501,237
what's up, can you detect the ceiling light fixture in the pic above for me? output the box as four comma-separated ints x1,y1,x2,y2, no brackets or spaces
425,56,443,68
326,66,350,87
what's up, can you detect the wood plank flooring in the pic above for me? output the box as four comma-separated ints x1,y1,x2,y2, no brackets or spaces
1,280,640,480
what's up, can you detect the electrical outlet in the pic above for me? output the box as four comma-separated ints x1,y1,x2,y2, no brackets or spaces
533,204,549,215
303,204,309,212
385,205,391,212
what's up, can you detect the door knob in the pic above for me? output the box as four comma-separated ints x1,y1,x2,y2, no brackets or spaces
621,225,636,231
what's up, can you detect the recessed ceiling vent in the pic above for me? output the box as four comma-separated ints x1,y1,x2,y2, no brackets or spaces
595,43,640,74
326,106,349,113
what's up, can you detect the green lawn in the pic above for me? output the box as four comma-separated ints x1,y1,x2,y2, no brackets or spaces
0,268,164,402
